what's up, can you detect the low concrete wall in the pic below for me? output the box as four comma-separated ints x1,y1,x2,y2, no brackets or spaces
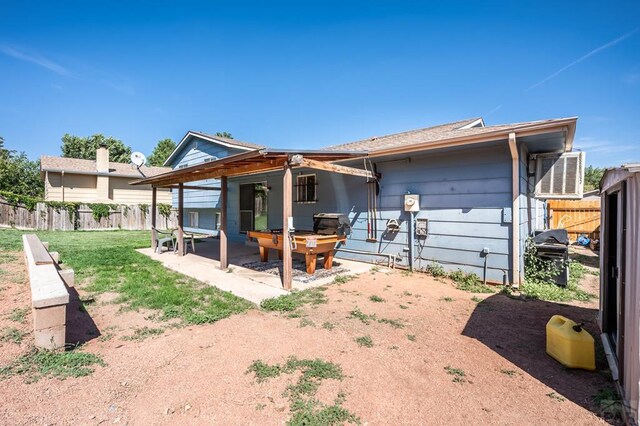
22,234,73,350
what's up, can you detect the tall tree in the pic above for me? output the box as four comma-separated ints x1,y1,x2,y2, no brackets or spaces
215,132,233,139
61,133,132,163
583,165,605,191
0,138,43,197
147,138,176,166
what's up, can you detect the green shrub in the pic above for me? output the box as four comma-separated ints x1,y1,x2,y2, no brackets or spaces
449,269,493,293
425,262,447,277
0,191,40,211
158,203,172,219
139,203,150,217
88,203,118,222
521,238,594,302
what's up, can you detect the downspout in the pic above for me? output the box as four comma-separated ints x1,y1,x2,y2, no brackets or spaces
508,133,521,286
61,171,65,202
408,211,415,271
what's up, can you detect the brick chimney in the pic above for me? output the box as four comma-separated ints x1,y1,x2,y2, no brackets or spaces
96,145,109,173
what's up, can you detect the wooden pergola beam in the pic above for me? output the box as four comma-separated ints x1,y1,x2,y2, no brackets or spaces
144,160,287,187
297,158,374,179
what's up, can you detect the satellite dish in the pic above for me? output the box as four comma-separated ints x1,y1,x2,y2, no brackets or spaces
131,152,146,168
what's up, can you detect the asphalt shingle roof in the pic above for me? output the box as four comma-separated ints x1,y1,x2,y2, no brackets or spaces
40,156,172,178
324,117,575,152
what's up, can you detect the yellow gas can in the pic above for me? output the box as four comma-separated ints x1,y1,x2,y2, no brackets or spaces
546,315,595,370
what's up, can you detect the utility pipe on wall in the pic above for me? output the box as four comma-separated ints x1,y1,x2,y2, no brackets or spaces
508,132,521,286
408,211,415,271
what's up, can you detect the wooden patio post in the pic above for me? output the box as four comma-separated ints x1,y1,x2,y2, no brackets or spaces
151,186,157,250
220,176,228,270
177,183,184,256
282,162,293,290
508,132,520,285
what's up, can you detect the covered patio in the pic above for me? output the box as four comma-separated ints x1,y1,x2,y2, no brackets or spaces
131,148,372,290
137,237,374,303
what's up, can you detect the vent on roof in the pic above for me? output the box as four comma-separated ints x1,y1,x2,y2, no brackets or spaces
534,152,585,199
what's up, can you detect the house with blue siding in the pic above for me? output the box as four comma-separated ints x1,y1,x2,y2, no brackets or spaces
153,117,583,286
164,131,263,234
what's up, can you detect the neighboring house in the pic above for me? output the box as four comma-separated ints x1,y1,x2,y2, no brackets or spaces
159,117,583,285
163,131,263,233
41,146,172,204
599,163,640,423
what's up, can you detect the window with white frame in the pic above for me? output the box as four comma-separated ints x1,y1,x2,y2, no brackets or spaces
296,174,317,203
214,212,221,229
188,211,199,228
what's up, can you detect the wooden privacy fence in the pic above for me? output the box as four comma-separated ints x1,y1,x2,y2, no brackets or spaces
548,199,601,241
0,197,178,231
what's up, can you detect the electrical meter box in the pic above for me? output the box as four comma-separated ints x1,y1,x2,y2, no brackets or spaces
404,194,420,212
416,218,428,236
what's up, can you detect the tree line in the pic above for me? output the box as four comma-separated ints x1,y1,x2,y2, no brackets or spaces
0,132,234,198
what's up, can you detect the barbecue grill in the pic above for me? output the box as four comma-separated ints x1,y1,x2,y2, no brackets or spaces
533,229,570,287
313,213,351,236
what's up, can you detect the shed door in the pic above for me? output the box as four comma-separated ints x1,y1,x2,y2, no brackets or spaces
603,185,626,383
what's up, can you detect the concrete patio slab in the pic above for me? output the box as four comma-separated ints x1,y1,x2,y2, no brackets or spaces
137,238,375,304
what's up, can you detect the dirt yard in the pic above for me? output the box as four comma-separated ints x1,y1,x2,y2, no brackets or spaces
0,247,618,425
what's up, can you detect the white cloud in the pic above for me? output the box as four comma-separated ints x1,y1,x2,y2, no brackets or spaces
527,28,639,91
0,44,70,76
1,43,135,96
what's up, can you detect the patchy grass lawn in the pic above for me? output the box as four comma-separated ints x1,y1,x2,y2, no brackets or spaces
0,348,105,383
0,229,252,325
0,229,619,425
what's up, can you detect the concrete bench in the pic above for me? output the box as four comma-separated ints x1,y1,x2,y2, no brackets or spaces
22,234,73,350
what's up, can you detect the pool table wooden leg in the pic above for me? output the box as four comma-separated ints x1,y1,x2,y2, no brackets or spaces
259,246,269,262
323,251,334,270
305,254,317,274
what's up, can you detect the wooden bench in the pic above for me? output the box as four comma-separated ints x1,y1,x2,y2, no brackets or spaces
22,234,72,350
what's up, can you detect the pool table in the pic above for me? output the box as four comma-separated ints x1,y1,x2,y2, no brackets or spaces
247,229,346,274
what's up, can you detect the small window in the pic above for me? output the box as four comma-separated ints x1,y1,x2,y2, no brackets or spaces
178,163,189,169
296,174,317,203
188,211,199,228
214,212,221,229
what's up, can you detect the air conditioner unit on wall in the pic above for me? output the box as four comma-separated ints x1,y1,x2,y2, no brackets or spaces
534,152,585,199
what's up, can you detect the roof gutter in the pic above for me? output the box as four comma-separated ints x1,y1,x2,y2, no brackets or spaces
361,118,578,158
40,168,149,179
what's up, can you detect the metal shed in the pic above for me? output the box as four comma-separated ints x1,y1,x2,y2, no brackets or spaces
599,163,640,423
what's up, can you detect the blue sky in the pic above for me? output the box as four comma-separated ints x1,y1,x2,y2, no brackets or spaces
0,1,638,167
